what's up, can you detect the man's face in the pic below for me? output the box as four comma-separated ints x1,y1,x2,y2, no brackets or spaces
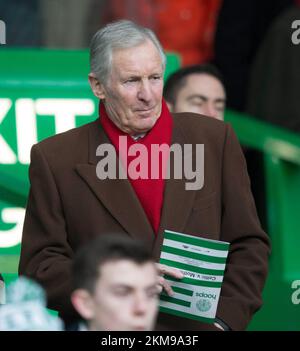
98,40,164,135
87,260,159,331
171,73,226,120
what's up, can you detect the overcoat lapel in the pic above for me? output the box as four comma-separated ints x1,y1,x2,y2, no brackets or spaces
153,119,197,259
75,120,155,248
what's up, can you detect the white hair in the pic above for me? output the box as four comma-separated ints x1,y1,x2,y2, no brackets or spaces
90,20,166,84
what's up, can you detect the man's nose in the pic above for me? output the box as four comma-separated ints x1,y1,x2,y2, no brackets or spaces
202,102,217,119
137,80,152,103
133,293,148,315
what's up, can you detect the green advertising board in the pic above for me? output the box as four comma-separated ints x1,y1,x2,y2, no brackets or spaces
0,50,92,279
0,48,180,284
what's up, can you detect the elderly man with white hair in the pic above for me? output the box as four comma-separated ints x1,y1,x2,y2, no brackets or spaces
19,20,270,331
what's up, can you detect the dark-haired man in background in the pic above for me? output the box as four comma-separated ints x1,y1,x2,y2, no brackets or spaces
164,64,226,120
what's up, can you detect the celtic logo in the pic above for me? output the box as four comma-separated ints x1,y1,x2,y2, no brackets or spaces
196,298,212,312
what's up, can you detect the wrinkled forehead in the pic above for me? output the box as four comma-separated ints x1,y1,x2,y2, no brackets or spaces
110,40,164,76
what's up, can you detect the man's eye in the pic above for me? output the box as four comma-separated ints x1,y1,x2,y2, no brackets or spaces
115,291,128,297
125,78,138,84
151,76,161,80
114,289,129,296
191,101,203,107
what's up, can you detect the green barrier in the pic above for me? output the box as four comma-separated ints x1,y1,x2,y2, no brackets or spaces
0,48,180,302
225,110,300,331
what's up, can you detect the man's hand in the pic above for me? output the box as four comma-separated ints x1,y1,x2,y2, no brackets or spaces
156,263,184,296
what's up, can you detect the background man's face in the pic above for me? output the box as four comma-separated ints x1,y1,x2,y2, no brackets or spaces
101,40,164,135
88,260,159,331
172,73,226,120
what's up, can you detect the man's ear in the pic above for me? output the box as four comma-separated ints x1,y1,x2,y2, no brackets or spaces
71,289,95,320
88,73,106,99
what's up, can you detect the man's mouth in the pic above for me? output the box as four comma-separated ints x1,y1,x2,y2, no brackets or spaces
135,106,155,112
136,107,155,117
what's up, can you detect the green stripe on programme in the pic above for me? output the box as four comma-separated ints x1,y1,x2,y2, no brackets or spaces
166,275,222,288
160,294,191,307
159,258,224,276
162,245,227,264
172,286,194,297
159,306,214,324
164,230,229,251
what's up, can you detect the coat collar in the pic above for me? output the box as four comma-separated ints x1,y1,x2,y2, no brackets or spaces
75,116,197,256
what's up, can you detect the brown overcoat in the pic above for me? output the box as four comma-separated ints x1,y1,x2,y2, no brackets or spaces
19,112,270,331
